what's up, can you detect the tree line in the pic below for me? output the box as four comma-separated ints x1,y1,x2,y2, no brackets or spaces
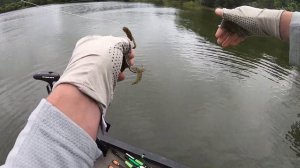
1,0,300,14
0,0,104,13
201,0,300,10
133,0,300,10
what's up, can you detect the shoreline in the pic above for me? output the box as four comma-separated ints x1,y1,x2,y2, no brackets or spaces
0,0,209,14
1,0,299,15
0,1,93,14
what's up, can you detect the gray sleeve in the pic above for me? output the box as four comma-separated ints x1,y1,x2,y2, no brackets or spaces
289,12,300,66
1,99,102,168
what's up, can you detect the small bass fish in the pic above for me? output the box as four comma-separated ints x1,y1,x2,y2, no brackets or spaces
130,65,145,85
122,27,144,85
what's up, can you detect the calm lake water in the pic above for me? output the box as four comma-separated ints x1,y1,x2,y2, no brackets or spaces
1,2,300,167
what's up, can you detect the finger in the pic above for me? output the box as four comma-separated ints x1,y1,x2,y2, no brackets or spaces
118,72,125,81
222,34,237,48
217,32,230,45
128,49,135,66
230,36,245,46
222,34,239,47
129,58,135,66
229,34,247,46
215,27,226,39
129,49,135,59
215,8,224,17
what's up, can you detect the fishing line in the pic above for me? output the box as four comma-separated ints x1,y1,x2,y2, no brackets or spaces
20,0,123,25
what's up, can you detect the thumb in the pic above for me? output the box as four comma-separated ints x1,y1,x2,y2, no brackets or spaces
215,8,224,17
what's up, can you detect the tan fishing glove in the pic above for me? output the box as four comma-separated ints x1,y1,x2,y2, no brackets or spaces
53,35,133,128
221,6,284,39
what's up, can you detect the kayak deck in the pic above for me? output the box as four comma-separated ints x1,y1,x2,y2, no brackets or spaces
94,135,189,168
95,147,161,168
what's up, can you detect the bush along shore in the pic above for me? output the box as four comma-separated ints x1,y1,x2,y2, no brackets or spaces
1,1,25,13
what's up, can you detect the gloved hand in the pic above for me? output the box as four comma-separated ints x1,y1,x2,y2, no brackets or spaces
53,35,134,121
220,6,284,38
215,6,285,47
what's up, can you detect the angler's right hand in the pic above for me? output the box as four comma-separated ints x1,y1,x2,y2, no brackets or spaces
215,28,246,48
215,6,284,48
215,8,246,48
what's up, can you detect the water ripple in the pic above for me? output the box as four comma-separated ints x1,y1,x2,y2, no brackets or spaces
178,37,300,87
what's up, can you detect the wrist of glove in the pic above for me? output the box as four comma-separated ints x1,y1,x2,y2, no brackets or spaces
54,35,132,112
221,6,284,39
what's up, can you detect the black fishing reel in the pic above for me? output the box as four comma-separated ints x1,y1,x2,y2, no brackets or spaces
33,71,60,94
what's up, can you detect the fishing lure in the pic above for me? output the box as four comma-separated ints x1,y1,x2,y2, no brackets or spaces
122,27,144,85
130,65,144,85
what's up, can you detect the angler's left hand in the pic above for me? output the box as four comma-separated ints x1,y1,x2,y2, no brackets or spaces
53,35,135,112
47,35,135,140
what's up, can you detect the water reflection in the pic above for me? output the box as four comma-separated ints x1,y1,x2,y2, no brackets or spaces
61,2,153,15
